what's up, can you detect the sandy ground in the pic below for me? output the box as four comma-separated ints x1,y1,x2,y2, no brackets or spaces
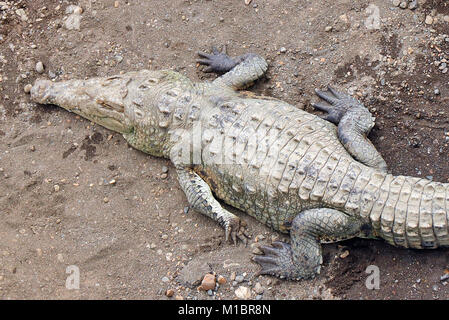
0,0,449,300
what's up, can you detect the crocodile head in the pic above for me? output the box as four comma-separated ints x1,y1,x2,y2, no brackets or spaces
30,78,132,134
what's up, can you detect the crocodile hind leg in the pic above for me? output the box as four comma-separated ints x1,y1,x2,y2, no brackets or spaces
312,86,387,172
197,46,268,90
176,165,249,245
253,208,363,280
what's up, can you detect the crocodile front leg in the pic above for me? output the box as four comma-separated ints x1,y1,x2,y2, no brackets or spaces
253,208,363,280
176,165,249,245
312,86,388,172
197,46,268,90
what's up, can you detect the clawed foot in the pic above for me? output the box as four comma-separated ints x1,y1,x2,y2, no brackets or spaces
312,86,364,124
224,216,250,246
197,46,237,74
252,241,318,280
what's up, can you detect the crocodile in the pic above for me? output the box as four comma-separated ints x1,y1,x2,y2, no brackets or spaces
28,47,449,280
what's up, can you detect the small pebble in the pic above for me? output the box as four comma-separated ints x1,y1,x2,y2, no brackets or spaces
24,84,32,93
161,173,168,179
235,275,244,283
161,276,169,283
165,289,174,297
36,61,45,74
54,185,60,192
103,197,109,203
199,273,216,291
235,286,251,300
434,89,440,95
279,47,287,53
399,1,407,9
161,166,169,173
217,275,227,285
253,282,264,294
425,15,434,25
408,0,417,9
392,0,400,7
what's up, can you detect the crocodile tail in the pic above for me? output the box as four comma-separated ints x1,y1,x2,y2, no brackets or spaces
371,175,449,249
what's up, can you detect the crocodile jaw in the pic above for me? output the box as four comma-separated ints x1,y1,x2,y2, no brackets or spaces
30,79,132,134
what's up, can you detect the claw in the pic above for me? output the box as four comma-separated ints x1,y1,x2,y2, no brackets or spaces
196,59,211,65
314,89,339,105
224,217,250,246
196,46,237,74
327,86,344,99
197,51,213,59
312,102,331,112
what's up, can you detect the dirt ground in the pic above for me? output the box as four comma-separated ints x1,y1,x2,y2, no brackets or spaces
0,0,448,300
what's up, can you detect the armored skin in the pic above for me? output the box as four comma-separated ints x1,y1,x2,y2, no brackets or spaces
29,48,449,280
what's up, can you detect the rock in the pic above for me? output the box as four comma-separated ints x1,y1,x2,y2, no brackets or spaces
399,1,407,9
235,275,244,283
235,286,251,300
279,47,287,53
161,173,168,179
217,275,226,285
325,26,332,32
199,273,215,291
392,0,400,7
444,16,449,23
230,271,236,281
161,276,169,283
24,84,32,93
244,0,252,5
425,15,434,25
64,6,83,31
434,89,440,95
253,282,264,294
36,61,45,74
57,253,64,263
165,289,174,297
54,185,60,192
15,8,28,21
161,166,169,173
340,250,350,259
175,295,184,300
408,0,417,9
65,5,83,15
